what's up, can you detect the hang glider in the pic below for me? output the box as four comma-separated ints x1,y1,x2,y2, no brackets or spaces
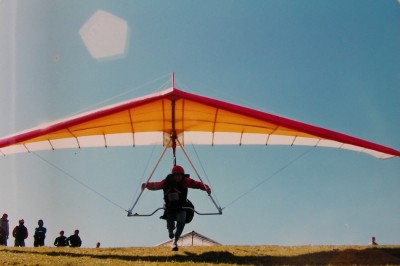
0,87,399,159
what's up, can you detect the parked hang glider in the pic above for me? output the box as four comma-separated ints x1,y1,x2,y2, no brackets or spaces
0,86,399,159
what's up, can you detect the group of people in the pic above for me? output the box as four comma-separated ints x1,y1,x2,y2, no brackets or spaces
0,213,81,247
54,229,82,247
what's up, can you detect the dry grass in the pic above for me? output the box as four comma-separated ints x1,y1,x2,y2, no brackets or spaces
1,245,400,265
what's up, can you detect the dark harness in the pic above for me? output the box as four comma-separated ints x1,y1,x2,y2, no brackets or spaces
163,174,189,210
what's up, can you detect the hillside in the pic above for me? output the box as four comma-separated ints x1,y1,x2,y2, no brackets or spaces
1,245,400,265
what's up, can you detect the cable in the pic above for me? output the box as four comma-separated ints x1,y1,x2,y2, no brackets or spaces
127,140,171,214
31,151,128,212
222,147,314,210
130,146,155,203
176,139,222,213
70,73,171,116
128,144,157,208
190,143,222,208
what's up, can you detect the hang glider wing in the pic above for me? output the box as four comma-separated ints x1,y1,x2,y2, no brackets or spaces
0,88,399,159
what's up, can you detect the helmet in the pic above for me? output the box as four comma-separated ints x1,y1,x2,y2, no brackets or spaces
171,165,185,175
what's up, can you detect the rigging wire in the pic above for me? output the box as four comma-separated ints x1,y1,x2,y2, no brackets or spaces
189,143,222,208
31,151,128,212
222,147,314,210
127,140,172,214
71,73,171,116
128,144,157,208
30,144,312,215
175,139,222,213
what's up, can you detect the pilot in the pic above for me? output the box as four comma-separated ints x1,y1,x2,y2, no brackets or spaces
142,165,211,251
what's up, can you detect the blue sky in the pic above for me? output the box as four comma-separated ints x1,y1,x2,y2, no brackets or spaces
0,0,399,248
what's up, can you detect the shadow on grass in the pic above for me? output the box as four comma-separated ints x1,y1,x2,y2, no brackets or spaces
2,247,400,265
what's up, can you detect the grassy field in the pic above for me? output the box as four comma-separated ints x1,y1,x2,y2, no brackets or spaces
1,245,400,265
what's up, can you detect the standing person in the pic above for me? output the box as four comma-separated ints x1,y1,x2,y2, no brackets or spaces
141,165,211,251
13,219,28,247
0,213,9,246
67,229,82,247
33,219,47,247
54,230,68,247
370,236,378,245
